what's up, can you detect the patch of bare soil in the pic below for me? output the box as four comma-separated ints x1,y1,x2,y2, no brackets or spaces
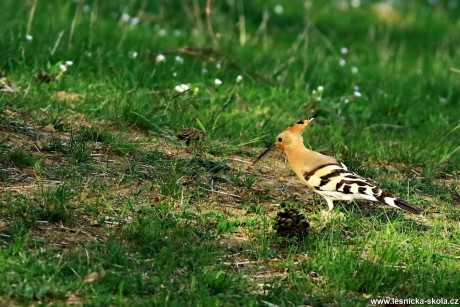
0,110,142,246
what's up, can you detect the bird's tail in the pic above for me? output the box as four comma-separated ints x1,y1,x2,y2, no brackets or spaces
378,190,423,214
393,198,423,214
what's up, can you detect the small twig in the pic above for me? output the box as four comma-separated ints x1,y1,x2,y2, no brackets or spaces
191,0,206,43
0,181,61,191
223,260,257,266
237,1,246,45
364,124,405,130
68,1,82,50
199,186,241,198
50,30,65,56
205,0,218,48
226,158,252,164
254,10,269,40
211,87,236,130
90,153,105,157
70,267,81,279
26,0,38,36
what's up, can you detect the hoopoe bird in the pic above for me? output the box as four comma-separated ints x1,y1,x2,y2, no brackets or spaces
254,116,423,214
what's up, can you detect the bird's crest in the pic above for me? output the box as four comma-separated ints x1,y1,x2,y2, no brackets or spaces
284,115,316,134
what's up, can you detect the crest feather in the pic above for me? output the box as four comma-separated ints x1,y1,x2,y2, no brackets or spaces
285,115,316,134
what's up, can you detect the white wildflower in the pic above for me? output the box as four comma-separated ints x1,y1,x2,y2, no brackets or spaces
236,75,243,83
129,51,138,58
341,47,348,55
121,13,130,22
339,58,346,66
351,0,361,8
214,78,222,86
353,91,362,97
155,54,166,63
351,66,358,74
173,29,181,37
175,55,184,64
83,4,90,13
317,85,324,92
158,29,166,36
174,84,189,93
26,34,33,41
181,84,190,92
172,72,177,77
216,63,221,70
353,85,359,91
65,61,74,66
130,17,140,25
59,64,67,72
274,4,284,14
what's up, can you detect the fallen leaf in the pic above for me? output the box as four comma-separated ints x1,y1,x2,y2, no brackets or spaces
42,124,56,132
66,293,82,305
266,258,281,263
54,91,82,102
84,271,105,283
3,108,18,117
0,81,20,93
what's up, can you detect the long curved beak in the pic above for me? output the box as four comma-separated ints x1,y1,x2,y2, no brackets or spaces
252,144,275,165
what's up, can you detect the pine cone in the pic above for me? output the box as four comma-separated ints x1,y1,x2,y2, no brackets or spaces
274,208,309,238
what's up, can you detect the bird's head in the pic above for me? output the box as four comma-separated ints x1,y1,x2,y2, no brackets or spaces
253,115,316,164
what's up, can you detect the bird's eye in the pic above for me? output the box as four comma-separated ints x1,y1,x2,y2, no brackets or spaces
278,137,283,142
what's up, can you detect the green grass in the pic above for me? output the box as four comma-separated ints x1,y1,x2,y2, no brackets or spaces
0,0,459,305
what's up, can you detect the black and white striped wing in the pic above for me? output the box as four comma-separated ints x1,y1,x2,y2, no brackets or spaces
303,163,380,202
302,162,423,214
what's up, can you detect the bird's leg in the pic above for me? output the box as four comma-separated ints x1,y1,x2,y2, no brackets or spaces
319,198,345,222
326,199,334,212
319,198,334,222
